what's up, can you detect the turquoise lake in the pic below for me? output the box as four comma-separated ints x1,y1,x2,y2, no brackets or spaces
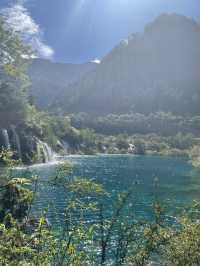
20,155,200,225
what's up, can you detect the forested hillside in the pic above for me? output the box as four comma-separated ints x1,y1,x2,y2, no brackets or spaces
27,14,200,117
29,59,97,109
46,14,200,115
1,13,200,162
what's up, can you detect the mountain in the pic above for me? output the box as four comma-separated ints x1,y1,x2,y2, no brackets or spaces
29,14,200,115
29,59,97,109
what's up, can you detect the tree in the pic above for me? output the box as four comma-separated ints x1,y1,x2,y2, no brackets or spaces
134,139,146,154
116,134,129,150
0,16,31,81
0,15,32,128
0,81,27,127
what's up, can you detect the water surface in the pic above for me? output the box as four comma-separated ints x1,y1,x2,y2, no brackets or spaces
19,155,200,225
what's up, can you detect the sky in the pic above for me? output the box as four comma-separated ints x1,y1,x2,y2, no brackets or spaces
0,0,200,63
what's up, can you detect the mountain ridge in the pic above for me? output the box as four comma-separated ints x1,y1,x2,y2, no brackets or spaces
29,13,200,115
29,58,98,108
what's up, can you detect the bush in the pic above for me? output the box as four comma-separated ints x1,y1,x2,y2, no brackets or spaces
134,139,146,154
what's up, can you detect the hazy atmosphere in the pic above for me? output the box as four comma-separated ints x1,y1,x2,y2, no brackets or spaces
0,1,200,265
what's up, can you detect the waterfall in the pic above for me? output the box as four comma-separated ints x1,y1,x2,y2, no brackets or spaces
37,140,55,163
43,142,54,162
10,126,22,159
1,129,11,150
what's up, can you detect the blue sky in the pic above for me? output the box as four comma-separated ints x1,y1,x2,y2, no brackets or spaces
0,0,200,63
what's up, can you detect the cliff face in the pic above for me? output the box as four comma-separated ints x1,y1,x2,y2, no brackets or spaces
35,14,200,115
64,14,200,115
0,126,55,164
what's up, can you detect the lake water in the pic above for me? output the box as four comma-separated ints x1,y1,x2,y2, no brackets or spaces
18,155,200,225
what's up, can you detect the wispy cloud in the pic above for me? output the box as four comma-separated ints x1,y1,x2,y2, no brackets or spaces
1,1,54,59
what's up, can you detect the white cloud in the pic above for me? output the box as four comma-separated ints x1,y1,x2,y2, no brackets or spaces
121,39,129,46
1,1,54,59
91,58,101,64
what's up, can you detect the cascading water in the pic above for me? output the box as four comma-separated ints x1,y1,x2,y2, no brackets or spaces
10,125,22,159
36,140,42,162
43,142,54,162
37,140,55,163
0,128,57,164
1,129,11,149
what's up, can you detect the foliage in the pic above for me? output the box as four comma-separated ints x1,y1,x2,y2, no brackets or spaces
0,81,27,127
166,132,194,150
1,155,200,265
24,106,98,154
0,149,20,167
0,16,31,80
71,112,200,137
0,178,33,222
134,139,146,155
0,15,32,127
162,217,200,265
190,146,200,168
116,134,129,151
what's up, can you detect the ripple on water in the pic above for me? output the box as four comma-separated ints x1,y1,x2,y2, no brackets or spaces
15,155,199,226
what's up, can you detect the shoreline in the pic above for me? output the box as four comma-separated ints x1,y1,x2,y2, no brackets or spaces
11,152,190,170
